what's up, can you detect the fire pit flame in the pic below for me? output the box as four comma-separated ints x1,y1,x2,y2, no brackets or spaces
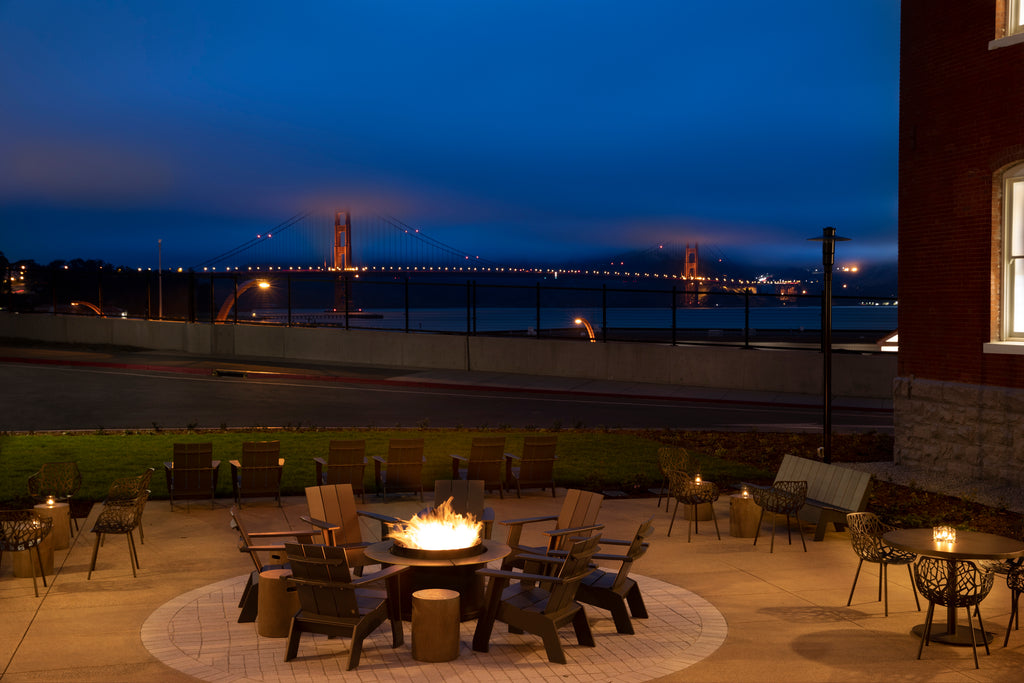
388,497,483,551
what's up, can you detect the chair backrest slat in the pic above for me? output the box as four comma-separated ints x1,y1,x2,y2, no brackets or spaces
305,484,362,545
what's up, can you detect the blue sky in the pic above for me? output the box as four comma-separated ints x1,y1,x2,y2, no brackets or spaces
0,1,901,270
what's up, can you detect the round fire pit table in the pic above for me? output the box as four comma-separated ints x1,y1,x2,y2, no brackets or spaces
364,539,511,621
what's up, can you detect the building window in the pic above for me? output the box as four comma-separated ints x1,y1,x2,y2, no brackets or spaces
1010,0,1024,36
1003,163,1024,339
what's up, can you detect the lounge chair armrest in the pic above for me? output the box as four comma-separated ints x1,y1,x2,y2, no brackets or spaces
358,510,400,525
300,515,342,533
477,567,566,584
594,537,633,546
242,543,287,553
351,564,409,586
543,523,604,540
247,529,321,542
499,514,558,527
511,551,569,566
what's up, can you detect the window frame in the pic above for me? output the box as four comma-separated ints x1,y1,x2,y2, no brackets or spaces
1002,163,1024,341
1012,0,1024,37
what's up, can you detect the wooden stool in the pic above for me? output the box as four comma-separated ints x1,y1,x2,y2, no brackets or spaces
257,569,299,638
13,533,54,578
682,502,714,521
412,588,460,662
34,503,71,550
729,494,761,538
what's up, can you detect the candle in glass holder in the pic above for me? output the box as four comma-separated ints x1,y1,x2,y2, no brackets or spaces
932,526,956,543
694,474,702,485
46,496,55,506
741,486,750,499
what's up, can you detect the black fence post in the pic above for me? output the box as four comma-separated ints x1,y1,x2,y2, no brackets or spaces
188,271,196,323
472,280,478,335
404,276,410,333
601,283,607,342
535,282,541,337
145,271,152,320
671,285,677,346
344,272,350,330
287,273,293,327
97,269,103,315
51,266,57,315
744,288,751,349
466,280,472,335
232,273,239,324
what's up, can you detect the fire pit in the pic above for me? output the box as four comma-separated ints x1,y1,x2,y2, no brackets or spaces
364,500,510,621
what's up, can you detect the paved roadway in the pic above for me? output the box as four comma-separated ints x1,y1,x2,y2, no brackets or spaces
0,344,892,433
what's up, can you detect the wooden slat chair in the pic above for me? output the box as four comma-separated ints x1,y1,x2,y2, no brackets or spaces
230,440,284,507
229,506,322,623
499,488,604,569
504,435,558,498
303,484,398,571
164,442,221,511
283,542,407,670
573,517,654,634
27,461,82,534
472,535,602,664
314,440,368,503
450,436,506,498
372,438,425,502
428,479,495,540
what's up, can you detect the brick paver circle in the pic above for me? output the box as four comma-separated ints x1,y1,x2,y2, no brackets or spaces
142,573,726,682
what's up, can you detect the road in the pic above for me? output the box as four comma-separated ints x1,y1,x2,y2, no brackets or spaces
0,352,892,434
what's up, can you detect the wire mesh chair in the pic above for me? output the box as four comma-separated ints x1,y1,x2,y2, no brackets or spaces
652,447,688,509
87,474,151,580
27,461,82,535
752,480,807,552
914,557,994,669
1004,561,1024,647
0,511,53,597
666,468,720,542
845,512,921,616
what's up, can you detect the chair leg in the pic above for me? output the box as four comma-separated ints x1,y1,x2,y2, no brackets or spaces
918,602,936,660
625,581,648,619
572,606,595,647
88,532,102,580
965,604,980,669
752,509,766,547
608,599,635,635
667,500,680,537
1005,589,1020,647
711,508,721,540
770,512,777,553
687,505,694,543
28,546,41,597
284,623,302,661
881,562,889,617
127,532,138,577
847,558,864,607
908,564,921,611
539,622,568,664
794,514,807,551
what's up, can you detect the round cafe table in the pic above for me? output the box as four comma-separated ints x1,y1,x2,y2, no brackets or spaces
883,528,1024,646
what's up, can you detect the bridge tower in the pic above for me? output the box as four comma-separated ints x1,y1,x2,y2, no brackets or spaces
684,244,699,278
333,211,352,311
333,211,352,270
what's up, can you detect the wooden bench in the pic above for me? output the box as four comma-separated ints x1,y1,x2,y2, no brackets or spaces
758,454,872,541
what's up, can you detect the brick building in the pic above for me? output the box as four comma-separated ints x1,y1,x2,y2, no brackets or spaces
896,0,1024,489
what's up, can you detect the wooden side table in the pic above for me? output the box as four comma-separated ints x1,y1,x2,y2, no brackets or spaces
257,569,299,638
34,502,71,550
729,494,761,538
13,533,54,578
412,589,461,662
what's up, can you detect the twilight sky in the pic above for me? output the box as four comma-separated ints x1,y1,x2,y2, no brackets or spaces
0,1,901,270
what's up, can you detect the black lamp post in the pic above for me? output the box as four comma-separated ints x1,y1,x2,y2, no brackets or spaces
807,226,849,464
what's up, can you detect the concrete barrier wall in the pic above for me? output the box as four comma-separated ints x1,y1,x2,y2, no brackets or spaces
0,313,896,398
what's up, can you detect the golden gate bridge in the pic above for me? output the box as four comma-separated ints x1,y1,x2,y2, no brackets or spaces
186,211,754,285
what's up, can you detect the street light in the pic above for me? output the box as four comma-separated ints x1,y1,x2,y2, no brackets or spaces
574,317,596,342
215,279,270,322
807,226,850,464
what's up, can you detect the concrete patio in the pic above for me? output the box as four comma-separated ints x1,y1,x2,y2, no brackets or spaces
3,490,1023,682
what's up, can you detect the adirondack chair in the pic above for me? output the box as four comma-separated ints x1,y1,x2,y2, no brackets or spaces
27,461,82,533
303,483,398,570
472,534,602,664
314,439,368,503
230,440,284,507
372,438,425,501
164,442,221,510
574,517,654,634
229,506,321,623
504,435,558,498
427,479,495,539
283,542,407,670
499,488,604,569
450,436,506,498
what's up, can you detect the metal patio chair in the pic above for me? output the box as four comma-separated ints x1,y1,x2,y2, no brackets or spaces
845,512,920,616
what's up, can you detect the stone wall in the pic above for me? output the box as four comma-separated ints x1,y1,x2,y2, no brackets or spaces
894,375,1024,490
